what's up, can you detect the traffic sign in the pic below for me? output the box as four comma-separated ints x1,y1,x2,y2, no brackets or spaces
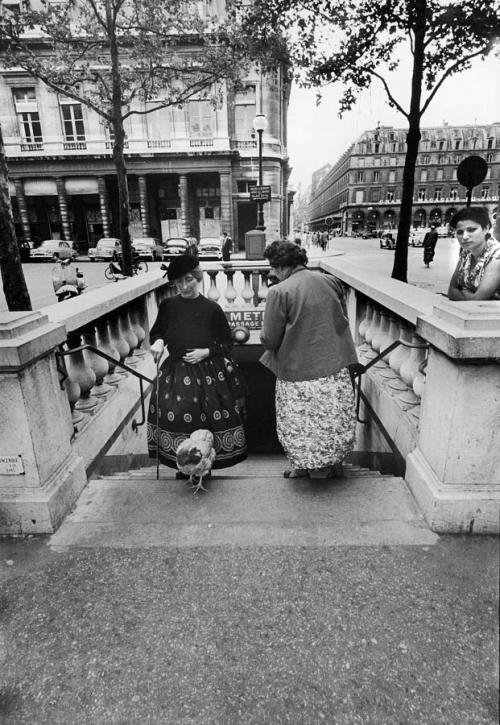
250,185,271,202
457,156,488,207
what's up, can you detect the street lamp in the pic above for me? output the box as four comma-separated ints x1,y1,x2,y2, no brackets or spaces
253,113,268,230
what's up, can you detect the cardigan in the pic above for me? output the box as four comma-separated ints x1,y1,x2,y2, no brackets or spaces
259,267,358,381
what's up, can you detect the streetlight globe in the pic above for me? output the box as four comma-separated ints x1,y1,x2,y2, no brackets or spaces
253,114,268,133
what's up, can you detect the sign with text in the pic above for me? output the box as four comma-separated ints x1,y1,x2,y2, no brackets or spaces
249,185,271,202
225,309,264,330
0,455,25,475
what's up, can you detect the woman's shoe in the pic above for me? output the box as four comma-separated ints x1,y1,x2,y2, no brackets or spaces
308,466,333,479
283,468,308,479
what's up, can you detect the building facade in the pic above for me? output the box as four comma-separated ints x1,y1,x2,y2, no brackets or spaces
308,123,500,235
0,6,291,251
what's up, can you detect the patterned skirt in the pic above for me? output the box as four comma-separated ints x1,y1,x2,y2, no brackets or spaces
147,356,247,470
275,368,357,470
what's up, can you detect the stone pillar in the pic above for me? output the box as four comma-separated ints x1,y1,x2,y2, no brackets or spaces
406,300,500,533
56,178,72,241
0,311,87,534
138,176,150,236
97,177,111,237
13,179,31,244
219,170,233,239
179,174,190,238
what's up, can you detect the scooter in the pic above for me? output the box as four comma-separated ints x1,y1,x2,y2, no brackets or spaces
52,258,87,302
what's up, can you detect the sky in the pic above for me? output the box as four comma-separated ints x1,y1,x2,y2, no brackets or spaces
287,53,500,191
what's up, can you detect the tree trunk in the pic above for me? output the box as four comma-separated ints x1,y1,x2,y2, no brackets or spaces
108,1,133,277
391,0,426,283
0,126,32,311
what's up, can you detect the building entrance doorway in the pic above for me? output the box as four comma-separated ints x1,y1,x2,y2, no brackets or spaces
237,201,258,250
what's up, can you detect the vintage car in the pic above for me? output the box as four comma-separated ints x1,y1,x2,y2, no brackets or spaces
162,237,198,262
30,239,78,262
131,237,164,261
88,237,122,262
197,236,223,261
379,230,397,249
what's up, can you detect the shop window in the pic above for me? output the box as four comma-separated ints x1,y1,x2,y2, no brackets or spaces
205,207,214,219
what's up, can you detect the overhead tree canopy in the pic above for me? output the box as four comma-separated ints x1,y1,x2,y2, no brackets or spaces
0,0,282,275
239,0,500,282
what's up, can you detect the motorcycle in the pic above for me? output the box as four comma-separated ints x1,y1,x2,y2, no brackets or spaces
52,258,87,302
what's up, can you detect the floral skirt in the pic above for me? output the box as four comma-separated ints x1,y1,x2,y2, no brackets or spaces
147,356,247,470
275,368,357,470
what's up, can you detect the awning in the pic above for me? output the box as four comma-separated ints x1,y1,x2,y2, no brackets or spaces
65,177,99,195
23,179,57,196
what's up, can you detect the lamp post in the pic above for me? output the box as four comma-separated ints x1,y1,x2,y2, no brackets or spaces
253,113,267,230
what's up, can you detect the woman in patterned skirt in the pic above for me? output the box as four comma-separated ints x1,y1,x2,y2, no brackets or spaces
147,255,247,473
260,241,359,479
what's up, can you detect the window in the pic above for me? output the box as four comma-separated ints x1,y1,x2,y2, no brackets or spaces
418,188,426,201
373,170,380,182
420,169,428,182
438,155,446,165
436,168,443,181
188,100,214,138
60,101,85,141
487,153,494,163
355,170,365,182
373,157,381,167
205,207,215,219
374,143,380,153
234,85,256,138
371,188,380,202
13,87,42,143
481,186,490,199
236,179,257,193
454,139,461,149
355,189,364,203
438,140,445,150
390,157,396,166
450,188,458,200
422,155,430,164
386,189,395,202
388,170,396,183
487,138,494,149
434,187,442,200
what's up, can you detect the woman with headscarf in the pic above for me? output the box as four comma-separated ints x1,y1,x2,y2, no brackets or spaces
147,255,247,475
260,240,358,479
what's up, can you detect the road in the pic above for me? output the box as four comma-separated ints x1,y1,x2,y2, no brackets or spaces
0,237,459,311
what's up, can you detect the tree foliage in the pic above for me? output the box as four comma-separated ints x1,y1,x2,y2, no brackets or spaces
240,0,500,282
0,0,277,275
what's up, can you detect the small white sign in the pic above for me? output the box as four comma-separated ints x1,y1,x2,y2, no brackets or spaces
0,455,25,475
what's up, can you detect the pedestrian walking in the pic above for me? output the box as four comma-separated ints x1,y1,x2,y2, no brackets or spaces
260,240,359,479
447,206,500,301
423,224,439,267
221,232,233,262
147,255,247,474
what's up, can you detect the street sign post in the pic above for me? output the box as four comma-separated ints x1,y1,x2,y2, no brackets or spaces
250,185,272,202
457,156,488,207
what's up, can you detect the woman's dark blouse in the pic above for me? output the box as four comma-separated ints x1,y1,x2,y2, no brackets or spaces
149,295,233,359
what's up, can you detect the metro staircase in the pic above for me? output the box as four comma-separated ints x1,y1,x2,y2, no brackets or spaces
49,456,438,549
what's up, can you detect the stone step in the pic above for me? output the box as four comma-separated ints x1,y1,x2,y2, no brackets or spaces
51,456,438,549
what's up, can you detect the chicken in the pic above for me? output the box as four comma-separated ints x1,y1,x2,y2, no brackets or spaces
175,429,216,494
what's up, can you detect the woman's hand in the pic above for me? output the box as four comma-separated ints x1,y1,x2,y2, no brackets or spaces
150,339,165,364
183,348,209,364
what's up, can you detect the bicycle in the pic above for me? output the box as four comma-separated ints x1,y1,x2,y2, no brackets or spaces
104,253,148,281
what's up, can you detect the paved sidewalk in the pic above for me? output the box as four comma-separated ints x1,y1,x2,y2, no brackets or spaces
0,457,498,724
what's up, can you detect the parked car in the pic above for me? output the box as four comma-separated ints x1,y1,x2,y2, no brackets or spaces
197,236,223,261
132,237,164,261
88,237,122,262
162,237,198,262
410,228,426,247
379,231,397,250
361,230,379,239
30,239,77,262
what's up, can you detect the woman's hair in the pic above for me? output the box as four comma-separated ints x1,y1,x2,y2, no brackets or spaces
263,240,308,267
449,206,491,230
190,266,204,282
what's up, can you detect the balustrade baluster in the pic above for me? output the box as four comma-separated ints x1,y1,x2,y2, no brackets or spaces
357,302,373,353
129,307,147,357
387,324,413,393
63,377,84,426
363,307,380,360
65,332,98,413
379,316,401,379
206,271,221,304
399,335,426,408
257,272,269,306
223,270,237,305
241,271,254,307
371,311,390,368
82,327,112,398
109,315,130,374
96,320,122,385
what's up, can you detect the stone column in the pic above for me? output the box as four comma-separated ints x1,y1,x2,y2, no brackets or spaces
178,174,190,238
138,176,150,236
56,178,72,241
219,170,233,239
13,179,31,244
97,177,111,237
0,311,87,534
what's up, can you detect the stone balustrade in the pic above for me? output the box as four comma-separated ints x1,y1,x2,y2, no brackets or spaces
320,255,500,534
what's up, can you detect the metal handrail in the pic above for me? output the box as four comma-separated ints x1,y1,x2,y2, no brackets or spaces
352,338,429,424
56,344,155,430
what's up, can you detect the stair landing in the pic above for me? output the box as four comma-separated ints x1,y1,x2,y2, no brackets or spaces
50,456,438,548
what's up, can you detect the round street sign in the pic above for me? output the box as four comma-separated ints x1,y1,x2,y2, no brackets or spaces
457,155,488,189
